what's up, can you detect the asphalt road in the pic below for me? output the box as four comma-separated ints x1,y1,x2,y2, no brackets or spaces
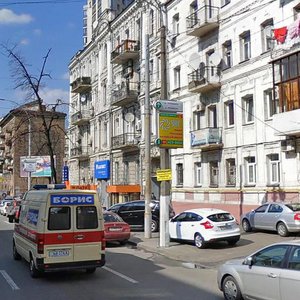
0,215,223,300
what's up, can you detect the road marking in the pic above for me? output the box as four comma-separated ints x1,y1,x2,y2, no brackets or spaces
0,270,20,290
103,266,138,284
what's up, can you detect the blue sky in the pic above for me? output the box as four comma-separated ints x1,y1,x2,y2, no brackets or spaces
0,0,85,115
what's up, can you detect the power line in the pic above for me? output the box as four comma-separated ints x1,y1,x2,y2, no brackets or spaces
0,0,83,6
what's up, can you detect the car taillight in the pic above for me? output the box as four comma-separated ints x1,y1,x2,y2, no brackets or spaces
294,213,300,221
37,235,44,254
200,221,214,229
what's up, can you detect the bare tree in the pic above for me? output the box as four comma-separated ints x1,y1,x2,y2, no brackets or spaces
1,44,66,184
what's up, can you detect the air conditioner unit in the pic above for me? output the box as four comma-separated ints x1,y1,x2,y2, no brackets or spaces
135,120,142,131
281,140,296,152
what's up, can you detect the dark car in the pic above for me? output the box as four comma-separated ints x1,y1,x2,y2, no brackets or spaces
107,200,175,232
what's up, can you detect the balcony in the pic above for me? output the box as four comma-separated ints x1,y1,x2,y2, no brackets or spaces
273,109,300,136
111,133,140,150
111,39,140,65
191,127,223,150
111,83,139,107
186,6,219,37
70,146,90,160
188,66,221,93
71,109,93,126
71,77,91,93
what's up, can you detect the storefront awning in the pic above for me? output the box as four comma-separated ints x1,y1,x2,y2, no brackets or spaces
107,185,141,193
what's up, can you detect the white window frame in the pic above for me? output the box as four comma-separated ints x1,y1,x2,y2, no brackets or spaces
174,66,181,90
261,19,273,52
264,89,279,120
149,9,154,36
209,161,219,187
176,163,183,186
223,40,232,68
240,31,251,61
172,13,180,36
194,162,202,186
243,95,254,124
208,105,217,128
226,159,236,186
267,154,280,185
225,100,234,127
245,156,256,185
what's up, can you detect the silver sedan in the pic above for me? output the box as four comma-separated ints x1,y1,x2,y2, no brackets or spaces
241,202,300,237
217,240,300,300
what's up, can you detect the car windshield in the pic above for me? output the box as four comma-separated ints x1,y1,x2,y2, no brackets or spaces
104,213,123,223
285,203,300,212
207,213,234,222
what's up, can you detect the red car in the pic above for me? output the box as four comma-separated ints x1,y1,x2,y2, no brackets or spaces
103,211,130,245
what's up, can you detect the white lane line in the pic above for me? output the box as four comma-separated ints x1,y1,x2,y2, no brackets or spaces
103,266,138,284
0,270,20,290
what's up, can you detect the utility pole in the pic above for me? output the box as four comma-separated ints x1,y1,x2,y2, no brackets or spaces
144,34,152,238
27,117,32,191
159,24,170,248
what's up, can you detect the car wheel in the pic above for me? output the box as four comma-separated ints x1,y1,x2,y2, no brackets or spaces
227,238,240,246
86,267,96,274
222,275,243,300
242,219,252,232
13,242,21,260
194,233,206,249
29,257,40,278
151,219,158,232
277,222,289,237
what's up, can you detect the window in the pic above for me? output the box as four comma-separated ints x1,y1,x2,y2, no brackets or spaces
189,1,198,27
208,105,217,128
240,31,251,61
268,204,283,213
174,66,181,90
245,156,256,185
48,207,70,230
172,13,180,36
77,206,98,229
221,0,230,7
176,163,183,186
223,40,232,69
193,110,204,130
225,100,234,127
149,9,154,35
267,154,280,185
226,159,236,186
210,161,219,187
149,59,154,82
255,204,268,213
252,245,288,268
114,161,119,182
243,95,254,124
288,247,300,270
194,162,202,186
157,56,161,81
124,161,129,183
136,160,140,182
261,19,273,52
264,89,279,119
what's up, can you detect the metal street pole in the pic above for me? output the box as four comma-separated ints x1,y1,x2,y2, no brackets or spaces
27,117,31,190
144,34,152,238
159,24,170,248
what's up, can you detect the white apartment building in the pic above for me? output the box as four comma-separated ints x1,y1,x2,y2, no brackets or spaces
68,0,300,215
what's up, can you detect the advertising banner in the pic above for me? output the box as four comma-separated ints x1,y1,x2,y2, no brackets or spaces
20,156,53,177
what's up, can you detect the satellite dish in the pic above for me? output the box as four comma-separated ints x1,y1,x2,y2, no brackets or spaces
209,52,222,66
189,53,201,70
125,112,135,122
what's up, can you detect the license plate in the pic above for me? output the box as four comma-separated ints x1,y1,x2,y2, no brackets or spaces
219,224,232,230
49,249,70,257
109,227,122,232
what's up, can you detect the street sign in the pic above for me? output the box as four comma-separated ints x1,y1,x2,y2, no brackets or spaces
156,169,172,181
157,112,183,148
62,166,69,182
154,100,183,112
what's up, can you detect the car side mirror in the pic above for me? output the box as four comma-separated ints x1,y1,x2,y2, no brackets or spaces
243,256,253,266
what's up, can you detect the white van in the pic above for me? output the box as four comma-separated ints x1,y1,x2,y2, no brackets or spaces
13,185,106,278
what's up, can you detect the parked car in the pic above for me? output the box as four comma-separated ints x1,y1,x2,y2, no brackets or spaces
103,211,130,245
241,202,300,237
217,240,300,300
107,200,175,232
169,208,240,249
0,200,13,216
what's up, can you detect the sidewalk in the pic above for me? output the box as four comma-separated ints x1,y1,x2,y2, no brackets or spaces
128,230,294,268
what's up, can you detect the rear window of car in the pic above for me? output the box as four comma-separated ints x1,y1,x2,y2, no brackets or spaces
104,213,123,223
48,207,71,230
207,213,234,222
77,206,98,229
285,203,300,212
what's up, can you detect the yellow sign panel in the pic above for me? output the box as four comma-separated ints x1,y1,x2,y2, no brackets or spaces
157,112,183,148
156,169,172,181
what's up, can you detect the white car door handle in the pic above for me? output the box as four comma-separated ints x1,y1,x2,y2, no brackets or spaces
267,273,277,278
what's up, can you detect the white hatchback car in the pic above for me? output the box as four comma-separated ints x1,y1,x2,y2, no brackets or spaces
169,208,240,248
